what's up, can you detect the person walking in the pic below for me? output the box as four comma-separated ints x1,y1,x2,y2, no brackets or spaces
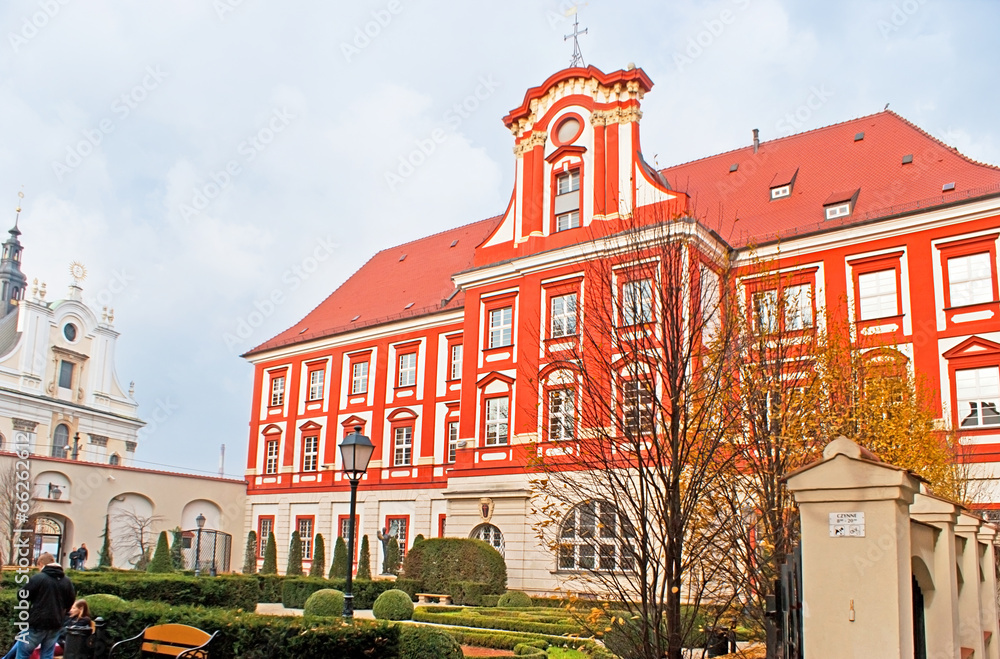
13,553,75,659
77,544,88,571
67,548,79,571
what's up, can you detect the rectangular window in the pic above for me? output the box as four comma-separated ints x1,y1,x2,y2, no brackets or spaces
556,210,580,232
826,203,851,219
297,517,314,560
338,515,359,567
956,367,1000,427
351,361,368,395
550,293,578,338
753,289,778,332
557,170,580,195
948,253,993,307
700,266,721,337
447,421,460,463
783,284,813,331
770,185,790,199
270,375,285,407
858,269,898,320
398,353,417,387
622,279,653,325
308,369,325,401
258,517,274,557
264,440,279,475
449,344,463,381
489,307,513,348
621,379,653,435
485,398,509,446
548,389,575,440
302,436,318,472
394,426,413,466
386,516,409,558
58,361,74,389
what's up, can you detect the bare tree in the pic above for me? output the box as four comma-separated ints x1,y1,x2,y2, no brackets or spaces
529,210,740,659
0,459,40,565
112,507,163,570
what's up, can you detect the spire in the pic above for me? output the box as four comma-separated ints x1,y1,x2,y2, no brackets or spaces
0,191,27,317
564,9,587,68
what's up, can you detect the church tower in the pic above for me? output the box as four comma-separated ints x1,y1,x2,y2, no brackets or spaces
0,197,27,318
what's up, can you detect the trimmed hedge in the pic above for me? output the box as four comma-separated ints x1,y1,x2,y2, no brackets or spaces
498,591,533,608
412,607,585,636
398,627,462,659
282,577,403,610
0,592,398,659
514,643,546,657
58,572,259,610
303,589,345,617
372,589,413,621
401,538,506,596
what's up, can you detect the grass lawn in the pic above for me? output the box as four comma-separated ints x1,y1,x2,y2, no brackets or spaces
546,647,589,658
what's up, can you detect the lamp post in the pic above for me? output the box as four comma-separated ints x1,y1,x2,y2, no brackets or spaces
194,513,205,577
339,426,374,622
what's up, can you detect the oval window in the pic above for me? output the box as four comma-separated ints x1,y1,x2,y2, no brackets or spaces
63,324,77,342
556,117,582,144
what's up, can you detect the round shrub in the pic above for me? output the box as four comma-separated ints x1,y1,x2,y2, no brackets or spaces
303,588,345,617
399,627,462,659
85,594,126,617
497,590,532,608
401,538,506,596
372,588,414,620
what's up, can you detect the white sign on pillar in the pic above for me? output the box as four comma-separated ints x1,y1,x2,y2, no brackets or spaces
829,512,865,537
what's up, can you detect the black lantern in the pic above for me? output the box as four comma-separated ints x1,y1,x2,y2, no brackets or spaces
338,426,374,621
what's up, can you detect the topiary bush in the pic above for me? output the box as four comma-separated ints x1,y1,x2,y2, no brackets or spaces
147,531,173,573
498,591,533,608
303,588,345,618
402,538,506,597
398,626,462,659
372,589,414,621
85,593,126,617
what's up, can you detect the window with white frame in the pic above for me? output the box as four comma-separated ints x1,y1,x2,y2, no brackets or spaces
948,253,993,307
387,517,409,558
351,361,368,395
302,436,318,472
753,289,778,332
550,293,578,338
398,352,417,387
558,501,635,572
700,266,721,336
548,389,575,440
298,518,313,559
447,421,460,463
489,307,513,348
557,170,580,195
264,440,279,475
471,523,504,556
393,426,413,466
784,284,813,330
449,344,463,380
858,269,898,320
556,211,580,232
621,279,653,325
621,378,653,435
485,398,509,446
308,369,324,401
770,185,790,200
258,518,273,556
270,375,285,407
956,367,1000,427
825,203,851,220
555,170,581,232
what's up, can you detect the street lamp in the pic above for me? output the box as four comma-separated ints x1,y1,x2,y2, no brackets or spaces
194,513,206,577
339,426,374,622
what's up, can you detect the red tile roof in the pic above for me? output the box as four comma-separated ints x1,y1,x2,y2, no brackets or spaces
661,111,1000,247
245,217,501,356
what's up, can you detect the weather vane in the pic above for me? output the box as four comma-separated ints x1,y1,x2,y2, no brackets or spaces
564,7,587,68
14,189,23,228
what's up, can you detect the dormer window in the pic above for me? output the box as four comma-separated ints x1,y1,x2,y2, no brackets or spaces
554,168,581,232
823,188,860,220
769,168,797,201
825,203,851,220
771,185,790,200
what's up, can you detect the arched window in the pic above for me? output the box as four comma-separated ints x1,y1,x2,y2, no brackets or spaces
108,453,120,466
470,524,504,556
558,500,635,572
52,425,69,459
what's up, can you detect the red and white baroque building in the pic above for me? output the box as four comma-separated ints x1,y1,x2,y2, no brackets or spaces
242,65,1000,591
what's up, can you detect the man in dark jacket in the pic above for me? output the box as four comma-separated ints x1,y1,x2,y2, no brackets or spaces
15,553,75,659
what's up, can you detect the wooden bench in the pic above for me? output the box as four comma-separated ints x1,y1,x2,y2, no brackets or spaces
416,593,452,605
108,623,217,659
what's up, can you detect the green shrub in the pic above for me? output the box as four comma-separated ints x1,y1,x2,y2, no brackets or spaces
498,591,533,608
256,574,284,603
261,532,278,575
69,573,259,610
282,577,399,609
412,608,583,636
402,538,506,596
309,535,325,579
84,594,126,617
356,535,372,580
384,536,400,575
513,643,546,657
147,531,173,573
372,589,414,621
449,581,489,606
303,589,345,618
393,578,421,598
170,528,185,571
399,627,462,659
330,536,348,580
243,531,258,574
480,595,500,607
98,515,113,568
287,531,303,576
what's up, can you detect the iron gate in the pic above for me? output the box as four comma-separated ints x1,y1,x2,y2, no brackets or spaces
765,545,803,659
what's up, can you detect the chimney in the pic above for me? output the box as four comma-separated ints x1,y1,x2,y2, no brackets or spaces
752,128,759,154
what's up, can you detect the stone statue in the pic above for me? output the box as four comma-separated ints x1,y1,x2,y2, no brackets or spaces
376,526,396,575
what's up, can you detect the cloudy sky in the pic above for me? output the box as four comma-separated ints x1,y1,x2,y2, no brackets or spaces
1,0,997,478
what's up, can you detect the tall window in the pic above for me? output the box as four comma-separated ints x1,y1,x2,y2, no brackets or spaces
550,293,577,338
489,307,513,348
387,517,409,558
471,523,505,556
58,361,74,390
258,518,273,557
753,289,778,332
700,266,721,337
264,440,279,474
858,269,898,320
52,424,69,459
948,253,993,307
485,398,509,446
270,375,285,407
558,501,635,572
784,284,813,330
449,344,463,380
351,361,368,395
447,421,460,463
298,518,314,560
398,353,417,387
302,436,318,472
621,379,653,435
621,279,653,325
394,426,413,466
956,367,1000,427
753,284,813,332
308,369,325,401
548,389,575,440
